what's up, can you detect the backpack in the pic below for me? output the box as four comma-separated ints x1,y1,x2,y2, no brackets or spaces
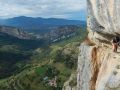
115,36,120,42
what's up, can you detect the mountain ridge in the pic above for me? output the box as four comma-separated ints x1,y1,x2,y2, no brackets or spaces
0,16,86,29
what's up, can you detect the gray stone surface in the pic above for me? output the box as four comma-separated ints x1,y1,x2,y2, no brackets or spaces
76,0,120,90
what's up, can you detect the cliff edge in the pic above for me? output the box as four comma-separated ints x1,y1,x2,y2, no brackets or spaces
77,0,120,90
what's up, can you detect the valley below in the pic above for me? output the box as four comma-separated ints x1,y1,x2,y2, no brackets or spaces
0,21,87,90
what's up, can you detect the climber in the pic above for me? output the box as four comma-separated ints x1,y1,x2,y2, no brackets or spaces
111,36,120,52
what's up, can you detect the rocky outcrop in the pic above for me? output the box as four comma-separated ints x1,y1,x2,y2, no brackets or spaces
63,73,77,90
0,26,35,39
77,0,120,90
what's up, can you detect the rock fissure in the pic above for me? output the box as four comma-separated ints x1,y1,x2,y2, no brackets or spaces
90,47,99,90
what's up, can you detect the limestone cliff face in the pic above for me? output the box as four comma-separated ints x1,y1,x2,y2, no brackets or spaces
77,0,120,90
87,0,120,44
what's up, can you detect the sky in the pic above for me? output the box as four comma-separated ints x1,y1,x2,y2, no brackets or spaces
0,0,87,20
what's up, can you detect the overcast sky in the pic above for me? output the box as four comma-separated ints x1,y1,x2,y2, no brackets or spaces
0,0,86,20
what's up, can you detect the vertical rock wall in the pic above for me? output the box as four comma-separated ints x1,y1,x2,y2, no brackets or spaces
77,0,120,90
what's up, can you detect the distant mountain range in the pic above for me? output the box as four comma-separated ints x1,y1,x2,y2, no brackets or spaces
0,16,86,33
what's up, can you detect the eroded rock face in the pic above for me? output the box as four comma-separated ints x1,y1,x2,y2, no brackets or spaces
77,0,120,90
0,26,35,39
77,43,120,90
87,0,120,44
77,43,94,90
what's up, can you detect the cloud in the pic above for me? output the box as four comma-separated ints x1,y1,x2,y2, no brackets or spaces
0,0,86,20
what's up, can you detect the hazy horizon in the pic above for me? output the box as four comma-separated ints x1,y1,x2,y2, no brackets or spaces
0,15,86,21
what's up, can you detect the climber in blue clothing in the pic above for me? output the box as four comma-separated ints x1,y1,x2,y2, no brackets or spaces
111,36,120,52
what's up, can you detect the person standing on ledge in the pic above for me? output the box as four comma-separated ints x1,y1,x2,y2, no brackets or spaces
111,36,120,52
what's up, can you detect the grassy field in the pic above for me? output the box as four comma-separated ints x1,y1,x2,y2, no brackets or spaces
35,65,48,75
